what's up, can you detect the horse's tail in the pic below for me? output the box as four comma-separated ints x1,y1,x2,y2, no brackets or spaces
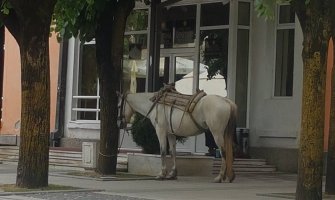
224,100,237,182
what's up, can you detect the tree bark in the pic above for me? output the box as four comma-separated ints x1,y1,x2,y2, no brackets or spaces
95,0,116,174
2,1,57,188
325,1,335,193
326,39,335,195
294,1,330,199
96,0,135,174
15,18,53,188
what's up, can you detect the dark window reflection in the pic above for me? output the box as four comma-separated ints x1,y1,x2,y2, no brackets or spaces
123,34,148,93
279,5,295,24
78,44,98,120
161,5,196,48
200,30,229,79
201,2,230,26
126,9,149,31
275,29,294,96
238,2,250,26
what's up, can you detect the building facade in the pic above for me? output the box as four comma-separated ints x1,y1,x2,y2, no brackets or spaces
62,0,304,171
0,28,59,144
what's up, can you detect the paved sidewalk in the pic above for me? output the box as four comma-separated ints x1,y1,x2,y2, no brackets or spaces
0,162,333,200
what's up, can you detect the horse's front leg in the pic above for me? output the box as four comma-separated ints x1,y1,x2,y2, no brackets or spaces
166,134,177,180
156,126,168,180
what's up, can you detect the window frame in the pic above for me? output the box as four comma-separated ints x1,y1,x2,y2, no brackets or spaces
273,3,295,98
71,8,149,122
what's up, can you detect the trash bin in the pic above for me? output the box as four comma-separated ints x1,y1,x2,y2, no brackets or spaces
235,128,249,158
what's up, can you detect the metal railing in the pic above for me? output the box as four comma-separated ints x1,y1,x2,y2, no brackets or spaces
72,95,100,121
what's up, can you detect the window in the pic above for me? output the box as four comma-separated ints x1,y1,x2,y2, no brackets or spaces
274,4,295,97
123,9,149,93
72,8,149,121
236,1,251,127
199,2,230,79
200,29,229,78
73,42,100,121
201,2,229,26
161,5,196,48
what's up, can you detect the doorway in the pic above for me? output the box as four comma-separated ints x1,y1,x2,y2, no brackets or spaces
159,49,195,91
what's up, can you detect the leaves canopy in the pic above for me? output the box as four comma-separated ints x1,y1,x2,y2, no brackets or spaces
53,0,105,41
53,0,149,41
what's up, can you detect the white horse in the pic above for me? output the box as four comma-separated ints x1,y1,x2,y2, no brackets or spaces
119,91,237,183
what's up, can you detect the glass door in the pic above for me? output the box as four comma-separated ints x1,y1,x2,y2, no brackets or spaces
173,55,195,94
159,51,195,93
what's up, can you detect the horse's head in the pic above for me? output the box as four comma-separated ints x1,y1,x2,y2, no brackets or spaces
117,92,134,129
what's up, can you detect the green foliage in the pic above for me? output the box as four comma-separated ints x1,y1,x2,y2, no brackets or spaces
126,9,148,31
1,0,12,15
254,0,292,20
53,0,150,42
131,113,187,154
131,113,160,154
200,30,228,79
0,0,13,26
53,0,100,42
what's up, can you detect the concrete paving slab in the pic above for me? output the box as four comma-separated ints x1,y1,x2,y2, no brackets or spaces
1,162,334,200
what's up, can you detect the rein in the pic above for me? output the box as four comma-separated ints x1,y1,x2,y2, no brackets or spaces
118,92,129,130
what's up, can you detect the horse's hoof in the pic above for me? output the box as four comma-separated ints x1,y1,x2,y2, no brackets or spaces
166,170,177,180
166,175,177,180
228,173,236,183
213,175,225,183
155,175,165,180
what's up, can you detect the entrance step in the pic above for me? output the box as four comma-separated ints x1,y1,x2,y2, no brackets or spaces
0,146,127,171
213,158,277,174
1,146,277,174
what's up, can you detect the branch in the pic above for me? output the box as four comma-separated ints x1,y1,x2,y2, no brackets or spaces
0,8,20,42
6,0,19,10
290,0,307,30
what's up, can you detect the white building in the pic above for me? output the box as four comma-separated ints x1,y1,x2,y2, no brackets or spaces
62,0,304,172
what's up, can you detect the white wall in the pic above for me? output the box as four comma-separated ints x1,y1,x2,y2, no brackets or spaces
248,11,303,149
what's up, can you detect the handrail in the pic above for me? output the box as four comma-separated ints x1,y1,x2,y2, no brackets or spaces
72,95,100,120
72,108,100,112
73,96,100,99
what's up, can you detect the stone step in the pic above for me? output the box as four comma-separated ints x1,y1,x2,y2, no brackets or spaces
212,158,276,174
0,146,128,171
1,146,276,174
234,158,267,165
213,167,277,174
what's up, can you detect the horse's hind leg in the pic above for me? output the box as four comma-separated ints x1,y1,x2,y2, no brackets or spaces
212,132,227,183
166,134,177,180
224,129,235,182
156,126,168,180
214,147,227,183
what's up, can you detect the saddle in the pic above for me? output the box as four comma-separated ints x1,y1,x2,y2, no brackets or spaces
150,84,207,113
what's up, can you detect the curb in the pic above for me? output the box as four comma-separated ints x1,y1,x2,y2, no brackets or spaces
49,172,156,181
0,189,104,196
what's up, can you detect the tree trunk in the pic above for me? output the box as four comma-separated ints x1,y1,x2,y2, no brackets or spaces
96,0,134,174
294,1,329,199
15,21,52,188
326,40,335,194
95,0,116,174
1,0,56,189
